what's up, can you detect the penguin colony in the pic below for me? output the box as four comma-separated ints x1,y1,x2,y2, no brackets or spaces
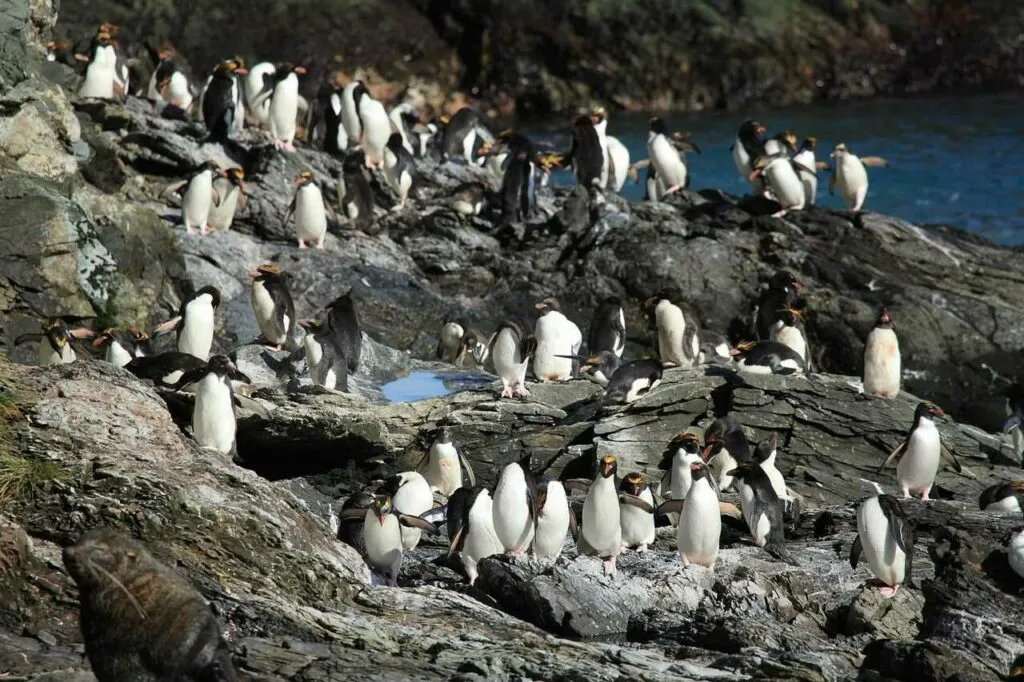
31,21,1024,651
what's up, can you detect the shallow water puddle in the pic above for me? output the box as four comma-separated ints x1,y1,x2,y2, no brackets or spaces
380,370,492,403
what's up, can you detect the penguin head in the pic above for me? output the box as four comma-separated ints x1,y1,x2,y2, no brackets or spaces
93,31,115,47
224,167,245,189
195,160,221,177
774,130,798,154
648,117,667,135
778,306,804,326
573,114,595,131
97,22,119,36
874,307,894,329
671,432,702,457
799,137,818,153
156,42,177,61
725,461,760,480
298,318,323,334
42,318,70,348
590,106,608,125
729,340,756,357
194,285,223,309
768,270,803,294
752,432,778,463
671,131,701,154
598,455,617,479
915,401,944,423
831,143,849,158
435,426,452,444
91,327,120,349
534,297,561,314
128,328,150,344
456,330,486,365
275,62,307,77
738,119,766,139
207,354,237,377
618,472,647,496
373,495,394,524
295,170,316,188
249,263,282,282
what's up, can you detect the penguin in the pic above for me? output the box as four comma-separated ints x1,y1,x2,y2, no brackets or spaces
253,63,307,151
435,317,467,364
147,43,193,111
15,317,94,366
413,119,439,159
730,340,806,375
728,461,795,564
533,479,573,561
297,319,348,392
489,320,537,399
575,350,621,387
532,297,583,382
580,455,624,576
340,82,367,145
731,119,766,188
761,130,798,159
346,493,437,586
208,167,246,232
568,115,604,189
792,137,819,204
674,460,722,569
77,30,124,100
863,307,900,398
162,161,222,236
830,143,870,211
417,427,476,497
754,271,804,341
697,329,732,364
751,432,796,511
588,296,626,358
849,494,914,597
748,154,805,218
603,358,663,404
449,182,487,218
243,62,276,127
308,78,348,154
1004,388,1024,466
323,292,362,373
175,355,239,455
283,170,328,250
590,106,630,192
769,307,810,368
124,352,207,388
495,132,539,224
647,117,691,196
440,107,481,162
455,327,491,371
337,490,376,556
45,40,78,68
703,415,752,493
663,432,703,501
648,292,700,369
618,473,655,552
878,401,962,500
201,58,247,142
388,102,418,155
446,486,503,585
248,264,295,349
491,454,537,555
337,151,375,231
978,481,1024,513
91,328,149,368
356,89,392,170
383,132,414,210
153,286,221,361
382,472,434,551
1009,531,1024,581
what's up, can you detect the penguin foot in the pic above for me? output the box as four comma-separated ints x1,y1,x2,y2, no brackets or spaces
298,240,308,249
663,184,682,196
390,202,405,212
513,384,531,399
879,585,900,598
200,224,211,236
771,209,791,218
499,384,515,399
185,226,197,235
636,543,649,553
602,557,617,577
315,238,325,250
920,490,932,501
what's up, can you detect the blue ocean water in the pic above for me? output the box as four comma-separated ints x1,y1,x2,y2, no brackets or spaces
530,93,1024,246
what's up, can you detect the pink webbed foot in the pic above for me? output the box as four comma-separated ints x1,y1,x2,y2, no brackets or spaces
499,382,514,399
315,238,325,250
200,224,211,236
879,584,900,598
513,382,531,398
298,239,308,249
602,557,617,577
663,184,682,196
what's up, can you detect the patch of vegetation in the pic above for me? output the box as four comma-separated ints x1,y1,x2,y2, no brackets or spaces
0,452,71,504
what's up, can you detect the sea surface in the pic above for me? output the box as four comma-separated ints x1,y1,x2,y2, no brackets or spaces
531,93,1024,246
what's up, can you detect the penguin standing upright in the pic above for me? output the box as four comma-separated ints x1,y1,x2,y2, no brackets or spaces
703,415,751,492
588,296,626,358
384,472,434,551
728,461,795,563
568,115,604,189
749,155,805,218
357,89,392,169
147,43,193,111
77,30,125,100
769,307,810,368
850,494,914,597
417,427,476,497
752,432,795,509
15,317,95,366
792,137,819,204
348,494,437,586
863,307,900,397
175,355,240,455
878,401,962,501
298,319,348,391
383,132,414,210
324,292,362,373
284,170,328,250
731,119,766,188
491,455,537,555
664,432,703,500
440,107,481,162
92,328,149,367
496,132,539,224
253,63,307,151
163,161,222,236
153,286,221,361
446,487,503,585
754,271,803,341
308,76,348,154
201,58,247,142
533,479,573,561
489,320,537,399
436,317,467,364
830,143,870,211
647,117,691,196
618,473,655,552
603,358,663,404
340,81,366,145
243,62,276,127
249,264,295,349
979,481,1024,512
649,292,700,368
762,130,798,158
730,340,806,375
580,455,624,576
674,460,722,568
532,297,583,382
337,490,376,556
337,151,375,232
208,167,245,232
590,106,630,192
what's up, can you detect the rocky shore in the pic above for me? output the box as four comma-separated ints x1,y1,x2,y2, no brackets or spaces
2,1,1024,680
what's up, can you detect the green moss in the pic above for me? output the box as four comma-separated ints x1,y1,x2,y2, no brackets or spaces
0,453,70,504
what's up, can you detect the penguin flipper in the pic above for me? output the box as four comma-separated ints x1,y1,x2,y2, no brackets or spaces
718,501,743,519
153,316,182,335
849,534,863,569
877,440,907,472
564,478,591,494
568,507,578,541
940,443,963,473
656,499,684,515
398,514,438,534
337,507,366,521
860,156,888,168
618,493,655,514
282,196,297,227
13,333,43,345
766,542,799,567
457,448,477,488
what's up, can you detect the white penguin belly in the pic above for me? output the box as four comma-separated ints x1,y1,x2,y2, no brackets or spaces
857,496,906,588
166,71,192,109
208,182,240,231
178,299,215,360
771,326,807,363
1008,530,1024,580
533,482,570,561
678,480,721,567
582,478,621,557
607,136,630,192
384,150,411,199
619,488,655,549
492,465,534,553
838,157,869,210
39,342,73,366
670,456,695,500
491,329,527,385
105,341,133,368
295,185,328,242
79,61,116,99
462,494,503,582
269,75,299,143
863,328,900,397
364,511,403,577
732,137,752,181
533,314,575,381
649,135,686,190
304,335,323,373
424,443,461,496
360,101,392,166
182,173,214,232
193,373,235,454
393,474,433,551
252,281,285,345
764,159,804,210
793,150,817,204
896,421,941,495
709,450,737,492
987,496,1021,513
760,458,788,500
655,303,688,367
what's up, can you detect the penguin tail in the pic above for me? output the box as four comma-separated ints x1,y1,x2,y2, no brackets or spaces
766,543,799,567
